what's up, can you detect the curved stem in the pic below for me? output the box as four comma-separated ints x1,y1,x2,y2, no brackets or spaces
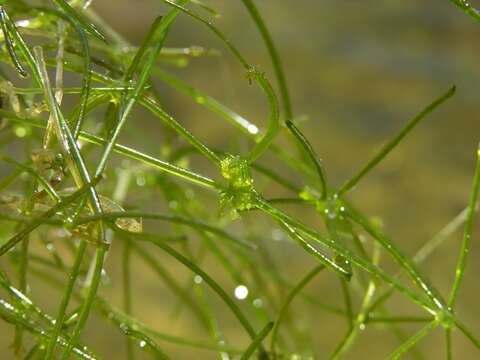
270,266,323,355
448,0,480,22
45,241,88,359
338,86,455,195
247,70,280,163
256,198,433,311
285,120,328,198
240,0,293,120
387,321,438,360
345,206,447,312
60,245,108,359
241,321,274,360
448,143,480,307
127,234,268,355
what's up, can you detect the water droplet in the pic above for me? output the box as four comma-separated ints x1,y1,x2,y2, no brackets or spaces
139,340,146,348
359,323,366,331
169,200,178,210
272,229,284,241
194,275,203,284
185,189,195,199
247,124,259,135
136,176,146,186
16,19,31,27
14,126,27,138
328,210,337,219
234,285,249,300
253,298,263,308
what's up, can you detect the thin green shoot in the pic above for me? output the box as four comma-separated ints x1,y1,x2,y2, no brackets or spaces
338,86,455,195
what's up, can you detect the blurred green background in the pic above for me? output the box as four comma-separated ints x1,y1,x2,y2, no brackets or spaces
2,0,480,359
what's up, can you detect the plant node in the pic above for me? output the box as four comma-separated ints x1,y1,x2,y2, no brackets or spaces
246,65,265,85
220,154,258,219
300,187,346,221
436,308,455,330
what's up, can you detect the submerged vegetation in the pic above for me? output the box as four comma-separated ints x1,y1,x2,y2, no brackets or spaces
0,0,479,359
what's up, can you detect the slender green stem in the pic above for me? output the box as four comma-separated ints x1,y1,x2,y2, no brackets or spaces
51,0,106,42
140,95,221,164
157,0,249,67
359,205,471,323
0,110,221,189
0,6,28,77
345,206,447,311
0,155,60,201
60,245,108,359
44,241,87,359
95,12,179,174
0,8,42,85
82,131,221,190
14,166,37,353
388,321,438,360
157,0,280,164
256,198,433,311
278,220,351,278
154,68,261,137
446,328,452,360
33,46,104,217
340,278,354,330
285,120,328,198
240,0,293,120
329,244,380,360
241,321,274,360
367,316,433,324
0,178,101,256
448,0,480,21
122,224,134,357
131,242,210,329
413,207,469,264
338,86,455,195
95,298,242,354
121,327,169,359
448,143,480,307
454,319,480,351
1,3,479,359
124,233,267,354
270,266,323,356
13,228,30,356
22,263,244,355
76,212,252,249
0,298,98,360
34,45,107,360
247,70,280,163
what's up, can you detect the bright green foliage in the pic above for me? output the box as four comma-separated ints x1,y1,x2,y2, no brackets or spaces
0,0,478,359
220,155,258,219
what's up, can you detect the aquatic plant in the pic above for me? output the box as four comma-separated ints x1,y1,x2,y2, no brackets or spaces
0,0,479,358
